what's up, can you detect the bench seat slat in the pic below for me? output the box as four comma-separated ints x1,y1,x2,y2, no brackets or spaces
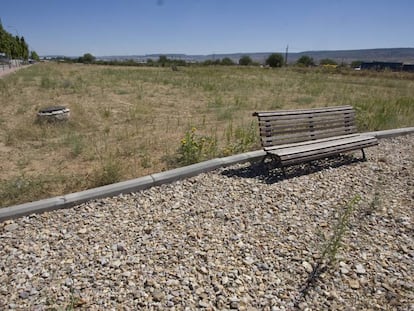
273,140,378,166
264,133,362,150
270,135,377,157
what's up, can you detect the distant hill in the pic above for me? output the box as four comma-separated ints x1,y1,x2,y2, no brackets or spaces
210,48,414,64
286,48,414,64
50,48,414,65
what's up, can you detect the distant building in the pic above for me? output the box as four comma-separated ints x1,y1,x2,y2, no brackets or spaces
360,61,403,71
402,64,414,72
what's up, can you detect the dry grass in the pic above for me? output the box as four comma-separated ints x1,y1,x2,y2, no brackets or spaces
1,63,413,206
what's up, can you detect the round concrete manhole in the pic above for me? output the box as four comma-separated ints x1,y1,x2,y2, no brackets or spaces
37,106,70,122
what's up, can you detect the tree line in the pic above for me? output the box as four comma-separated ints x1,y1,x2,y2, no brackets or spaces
0,21,39,61
67,52,363,69
73,52,286,68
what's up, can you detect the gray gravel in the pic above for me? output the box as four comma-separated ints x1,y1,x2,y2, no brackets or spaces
1,135,413,310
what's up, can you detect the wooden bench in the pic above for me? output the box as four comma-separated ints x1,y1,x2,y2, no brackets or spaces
253,105,378,175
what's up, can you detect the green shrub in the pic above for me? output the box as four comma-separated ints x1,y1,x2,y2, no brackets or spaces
177,127,217,165
91,156,123,187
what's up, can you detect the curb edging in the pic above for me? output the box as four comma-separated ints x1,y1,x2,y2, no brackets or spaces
1,127,413,222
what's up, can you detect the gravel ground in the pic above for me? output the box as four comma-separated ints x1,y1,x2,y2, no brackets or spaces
0,135,413,311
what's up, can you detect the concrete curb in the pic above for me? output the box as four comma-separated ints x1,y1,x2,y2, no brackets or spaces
1,127,413,222
366,127,414,139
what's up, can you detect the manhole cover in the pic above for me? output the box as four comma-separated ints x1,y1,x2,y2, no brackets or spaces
37,106,70,122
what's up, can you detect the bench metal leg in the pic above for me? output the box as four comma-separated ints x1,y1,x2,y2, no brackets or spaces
361,148,366,161
281,166,287,178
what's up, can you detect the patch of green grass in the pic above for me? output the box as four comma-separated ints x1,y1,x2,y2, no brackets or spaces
355,97,414,130
91,156,123,187
0,174,87,207
64,133,85,157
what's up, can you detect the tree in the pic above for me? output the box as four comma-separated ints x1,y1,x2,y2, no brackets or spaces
320,58,337,66
239,55,253,66
30,51,40,61
266,53,284,68
158,55,169,67
296,55,315,67
19,36,29,60
221,57,235,66
78,53,96,64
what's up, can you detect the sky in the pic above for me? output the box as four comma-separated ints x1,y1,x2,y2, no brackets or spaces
1,0,413,57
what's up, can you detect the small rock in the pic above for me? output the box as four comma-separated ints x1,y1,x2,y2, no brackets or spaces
116,244,127,252
355,263,366,274
340,267,350,274
256,262,270,271
230,301,239,309
243,257,255,265
122,271,132,278
302,261,313,273
65,278,73,287
152,289,164,302
41,272,50,278
198,300,209,308
111,260,121,268
5,223,18,232
77,228,87,234
19,291,29,299
349,279,360,289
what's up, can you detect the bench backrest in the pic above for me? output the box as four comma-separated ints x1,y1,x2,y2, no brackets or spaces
253,105,357,148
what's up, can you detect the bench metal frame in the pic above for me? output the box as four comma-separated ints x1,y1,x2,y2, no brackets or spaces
253,105,378,176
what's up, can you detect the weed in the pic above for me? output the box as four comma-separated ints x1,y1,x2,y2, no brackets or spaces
222,122,258,156
65,133,84,157
140,152,152,169
295,195,361,307
101,106,112,119
176,127,217,165
320,195,360,264
0,174,61,207
91,156,123,187
40,76,57,89
207,96,223,109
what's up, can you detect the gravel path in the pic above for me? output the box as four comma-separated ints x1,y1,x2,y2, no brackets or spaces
1,135,413,310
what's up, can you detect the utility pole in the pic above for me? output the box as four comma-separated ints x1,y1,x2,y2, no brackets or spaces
285,45,289,66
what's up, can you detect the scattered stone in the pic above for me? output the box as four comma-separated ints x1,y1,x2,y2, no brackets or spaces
19,291,29,299
355,263,366,274
4,223,18,231
349,279,360,289
198,300,209,308
302,261,313,273
152,289,164,302
256,262,270,271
